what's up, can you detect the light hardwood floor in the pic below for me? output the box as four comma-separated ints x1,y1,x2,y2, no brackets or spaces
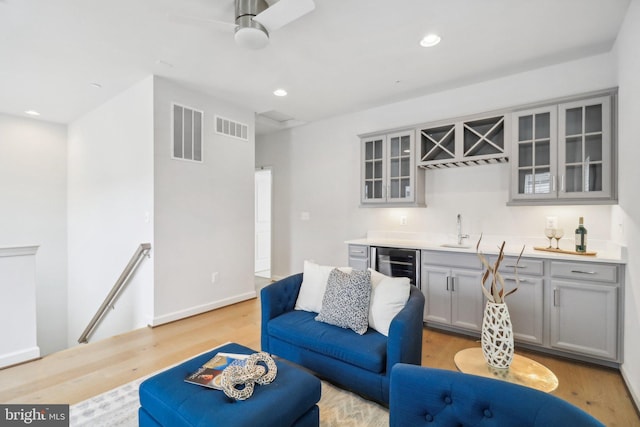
0,296,638,426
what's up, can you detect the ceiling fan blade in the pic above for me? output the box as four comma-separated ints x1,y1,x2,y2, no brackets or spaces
167,13,237,33
254,0,315,33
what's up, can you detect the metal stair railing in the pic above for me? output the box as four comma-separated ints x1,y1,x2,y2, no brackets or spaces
78,243,152,344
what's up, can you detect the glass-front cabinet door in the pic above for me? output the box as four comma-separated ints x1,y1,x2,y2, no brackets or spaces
558,96,612,200
387,131,414,202
510,93,615,204
511,107,557,201
361,130,418,205
362,135,386,203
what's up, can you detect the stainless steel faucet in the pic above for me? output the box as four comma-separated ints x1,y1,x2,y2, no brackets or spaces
457,214,470,245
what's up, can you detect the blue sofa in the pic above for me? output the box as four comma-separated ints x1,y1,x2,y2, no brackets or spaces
389,364,605,426
261,273,425,404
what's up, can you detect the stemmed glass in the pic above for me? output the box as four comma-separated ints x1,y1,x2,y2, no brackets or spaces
544,228,555,249
553,228,564,249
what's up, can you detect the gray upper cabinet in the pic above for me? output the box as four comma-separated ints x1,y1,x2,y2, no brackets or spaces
510,92,616,205
558,96,613,200
511,106,558,201
361,130,424,206
417,114,509,169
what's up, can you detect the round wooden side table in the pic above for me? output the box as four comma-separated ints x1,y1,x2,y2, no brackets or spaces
454,347,559,393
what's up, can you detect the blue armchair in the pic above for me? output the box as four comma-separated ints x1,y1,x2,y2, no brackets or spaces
390,364,605,426
261,273,425,404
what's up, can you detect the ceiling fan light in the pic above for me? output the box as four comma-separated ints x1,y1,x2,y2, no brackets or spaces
234,26,269,50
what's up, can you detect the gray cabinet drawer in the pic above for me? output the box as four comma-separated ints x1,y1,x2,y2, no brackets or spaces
348,244,369,271
348,245,369,258
422,250,482,270
497,257,544,276
551,261,618,284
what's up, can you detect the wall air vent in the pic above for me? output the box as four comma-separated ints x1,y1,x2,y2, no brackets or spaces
172,103,203,162
215,115,248,141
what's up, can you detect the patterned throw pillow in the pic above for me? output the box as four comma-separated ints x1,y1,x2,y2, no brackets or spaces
315,268,372,335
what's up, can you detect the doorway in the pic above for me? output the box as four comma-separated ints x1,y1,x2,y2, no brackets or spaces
255,168,272,279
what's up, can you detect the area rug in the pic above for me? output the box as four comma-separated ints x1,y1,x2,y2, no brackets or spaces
69,375,389,427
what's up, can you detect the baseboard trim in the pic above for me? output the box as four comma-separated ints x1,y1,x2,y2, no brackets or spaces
621,364,640,414
149,291,257,327
0,346,40,369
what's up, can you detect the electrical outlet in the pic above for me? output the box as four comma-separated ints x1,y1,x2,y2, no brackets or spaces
212,272,219,284
400,216,407,226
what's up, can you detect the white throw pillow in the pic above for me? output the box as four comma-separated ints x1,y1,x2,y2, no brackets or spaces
295,260,352,313
368,268,411,336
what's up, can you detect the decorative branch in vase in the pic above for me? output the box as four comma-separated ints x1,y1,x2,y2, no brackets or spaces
476,235,525,369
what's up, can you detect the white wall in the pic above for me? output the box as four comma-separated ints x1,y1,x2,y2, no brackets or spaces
151,77,256,325
257,53,618,276
0,114,67,355
67,76,154,346
613,0,640,406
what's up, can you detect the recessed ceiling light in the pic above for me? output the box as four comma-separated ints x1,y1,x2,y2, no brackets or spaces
90,82,102,89
273,89,288,97
24,110,40,116
420,34,441,47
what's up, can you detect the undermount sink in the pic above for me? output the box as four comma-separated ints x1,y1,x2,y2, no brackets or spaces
440,243,473,249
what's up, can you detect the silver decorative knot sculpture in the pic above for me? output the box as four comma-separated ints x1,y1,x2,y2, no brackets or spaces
220,352,278,400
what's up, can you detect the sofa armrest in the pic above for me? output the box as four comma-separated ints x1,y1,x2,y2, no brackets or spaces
260,273,303,352
386,285,425,373
389,364,605,427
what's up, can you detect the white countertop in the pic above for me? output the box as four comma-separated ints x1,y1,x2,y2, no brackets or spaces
346,231,627,264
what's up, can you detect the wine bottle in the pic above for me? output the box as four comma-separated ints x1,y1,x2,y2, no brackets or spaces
575,217,587,253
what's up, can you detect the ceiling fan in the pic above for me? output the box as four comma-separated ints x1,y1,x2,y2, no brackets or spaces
174,0,315,50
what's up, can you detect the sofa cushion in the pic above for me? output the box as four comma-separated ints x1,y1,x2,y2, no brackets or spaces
368,269,411,336
294,261,352,313
268,310,387,373
315,269,372,335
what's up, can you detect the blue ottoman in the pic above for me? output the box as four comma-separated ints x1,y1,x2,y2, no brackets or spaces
139,343,321,427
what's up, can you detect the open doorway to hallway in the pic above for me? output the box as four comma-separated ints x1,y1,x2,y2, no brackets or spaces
255,168,272,281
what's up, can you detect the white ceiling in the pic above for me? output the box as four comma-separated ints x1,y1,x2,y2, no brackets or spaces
0,0,630,134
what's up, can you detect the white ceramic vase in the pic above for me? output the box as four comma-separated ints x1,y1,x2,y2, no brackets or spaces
481,301,514,369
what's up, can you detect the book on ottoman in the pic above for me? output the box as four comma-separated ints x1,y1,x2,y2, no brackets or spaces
184,352,248,389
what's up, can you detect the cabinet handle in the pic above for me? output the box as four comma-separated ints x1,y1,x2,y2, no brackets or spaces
552,175,556,192
570,270,596,275
364,184,368,199
561,175,565,192
446,276,449,291
451,277,455,292
504,278,530,283
505,265,526,269
553,289,559,307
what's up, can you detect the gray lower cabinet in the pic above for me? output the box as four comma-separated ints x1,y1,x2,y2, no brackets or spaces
549,261,621,361
499,257,545,345
348,244,369,271
422,251,483,331
348,245,623,366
